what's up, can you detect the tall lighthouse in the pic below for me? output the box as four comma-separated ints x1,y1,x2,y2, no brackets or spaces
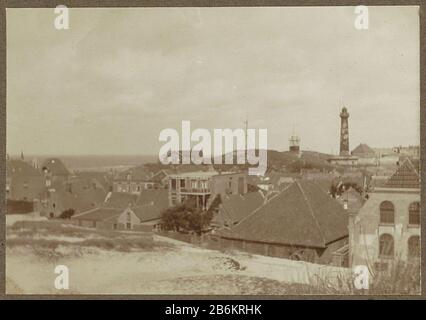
340,107,350,156
327,106,358,166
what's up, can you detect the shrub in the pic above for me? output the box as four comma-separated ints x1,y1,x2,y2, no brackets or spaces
59,209,75,219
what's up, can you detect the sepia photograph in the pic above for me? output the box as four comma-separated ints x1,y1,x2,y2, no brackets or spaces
4,5,421,296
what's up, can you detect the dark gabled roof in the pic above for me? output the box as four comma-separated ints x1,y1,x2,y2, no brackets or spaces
217,191,265,225
219,180,348,248
136,189,169,211
352,143,376,155
104,192,138,208
384,158,420,189
47,183,105,212
132,204,162,222
72,207,122,221
7,159,41,178
41,158,70,176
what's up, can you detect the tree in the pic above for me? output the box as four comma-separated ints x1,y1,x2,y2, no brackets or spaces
160,201,213,235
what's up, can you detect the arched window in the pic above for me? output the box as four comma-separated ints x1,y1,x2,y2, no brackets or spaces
408,236,420,258
379,233,394,258
380,201,395,224
409,202,420,225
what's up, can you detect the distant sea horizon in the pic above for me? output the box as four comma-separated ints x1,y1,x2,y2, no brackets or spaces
8,154,159,171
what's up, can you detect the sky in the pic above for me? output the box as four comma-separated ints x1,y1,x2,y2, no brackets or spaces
6,6,420,156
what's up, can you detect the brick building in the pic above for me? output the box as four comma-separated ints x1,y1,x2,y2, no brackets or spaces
349,158,420,272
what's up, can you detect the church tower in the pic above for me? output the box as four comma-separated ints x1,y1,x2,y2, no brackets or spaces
340,107,350,156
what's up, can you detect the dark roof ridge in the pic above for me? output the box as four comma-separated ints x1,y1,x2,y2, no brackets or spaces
294,180,327,246
232,183,294,228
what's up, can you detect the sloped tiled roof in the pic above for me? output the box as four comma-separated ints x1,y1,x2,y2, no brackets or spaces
48,184,104,213
73,207,122,221
384,158,420,189
132,204,162,222
7,159,41,178
136,189,169,211
104,192,138,208
219,180,348,248
217,191,264,225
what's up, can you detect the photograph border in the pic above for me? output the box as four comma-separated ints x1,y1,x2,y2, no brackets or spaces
0,0,424,300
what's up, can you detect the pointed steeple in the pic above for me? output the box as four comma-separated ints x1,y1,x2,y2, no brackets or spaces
20,150,24,160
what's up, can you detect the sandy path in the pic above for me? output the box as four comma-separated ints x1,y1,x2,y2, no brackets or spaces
6,238,349,294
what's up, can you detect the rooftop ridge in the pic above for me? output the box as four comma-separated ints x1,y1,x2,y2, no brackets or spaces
232,183,294,228
294,180,327,247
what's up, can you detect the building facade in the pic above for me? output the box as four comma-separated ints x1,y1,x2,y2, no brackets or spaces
113,168,168,193
168,171,247,210
349,159,420,272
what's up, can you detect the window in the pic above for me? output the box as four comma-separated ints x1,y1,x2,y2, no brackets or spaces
171,179,177,190
126,222,131,230
113,223,118,230
379,233,394,258
408,236,420,258
127,212,131,222
380,201,395,224
409,202,420,225
180,179,185,188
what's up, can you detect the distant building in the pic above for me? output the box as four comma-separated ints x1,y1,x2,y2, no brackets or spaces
352,143,376,158
396,145,420,158
349,158,420,272
168,171,247,210
351,143,378,166
72,205,162,232
248,171,297,192
289,131,300,153
41,158,71,183
6,159,45,201
38,180,106,218
113,166,168,193
372,145,419,166
328,107,358,166
216,180,349,265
